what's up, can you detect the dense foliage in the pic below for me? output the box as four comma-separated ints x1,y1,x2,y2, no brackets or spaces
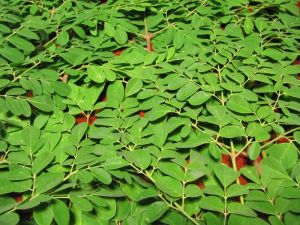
0,0,300,224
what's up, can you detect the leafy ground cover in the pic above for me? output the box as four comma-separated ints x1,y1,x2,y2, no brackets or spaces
0,0,300,224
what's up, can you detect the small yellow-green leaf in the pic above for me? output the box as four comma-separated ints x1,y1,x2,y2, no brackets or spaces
243,17,254,34
248,142,261,160
56,31,69,46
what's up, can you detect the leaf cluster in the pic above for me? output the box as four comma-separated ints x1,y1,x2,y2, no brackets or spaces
0,0,299,225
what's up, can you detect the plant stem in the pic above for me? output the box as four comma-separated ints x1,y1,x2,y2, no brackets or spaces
230,141,244,204
174,202,199,225
129,164,199,224
261,127,300,149
12,61,42,82
235,138,253,157
223,194,227,225
143,16,154,51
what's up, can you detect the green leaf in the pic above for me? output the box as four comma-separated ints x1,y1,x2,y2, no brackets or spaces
228,215,269,225
269,216,286,225
203,185,224,197
104,22,115,37
21,126,40,153
0,79,10,89
33,205,53,225
152,121,168,147
243,17,254,35
262,49,285,61
160,210,187,225
34,115,49,130
268,143,298,169
0,24,11,33
0,179,32,195
51,81,71,96
90,168,112,185
70,205,82,225
28,96,55,112
213,54,227,64
59,48,90,66
227,202,256,217
284,65,300,74
207,105,233,126
114,28,128,44
227,94,252,114
185,184,203,198
81,212,102,224
35,172,64,194
284,212,300,225
176,82,199,101
214,164,240,188
102,157,129,170
180,124,191,138
121,182,156,202
248,142,261,160
106,80,124,108
77,170,93,183
246,122,270,141
3,166,31,180
69,123,88,145
147,13,164,28
157,162,185,181
6,96,21,115
240,166,260,184
143,201,168,223
155,175,183,197
188,91,211,106
199,196,224,213
177,132,211,148
167,76,187,90
125,78,143,97
219,125,246,138
245,201,277,215
274,197,292,214
18,99,31,117
167,47,175,60
255,19,268,32
96,198,116,220
8,35,35,52
185,153,210,182
0,212,19,225
203,212,222,225
7,152,30,165
32,151,54,174
87,65,105,83
0,46,24,63
227,184,249,198
285,86,300,99
256,106,273,119
18,28,40,40
173,30,185,49
294,131,300,144
70,196,93,212
225,24,244,39
0,197,16,214
261,158,288,179
56,31,69,46
52,199,70,225
208,142,221,159
148,105,172,121
73,26,86,39
123,150,151,170
102,67,116,81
